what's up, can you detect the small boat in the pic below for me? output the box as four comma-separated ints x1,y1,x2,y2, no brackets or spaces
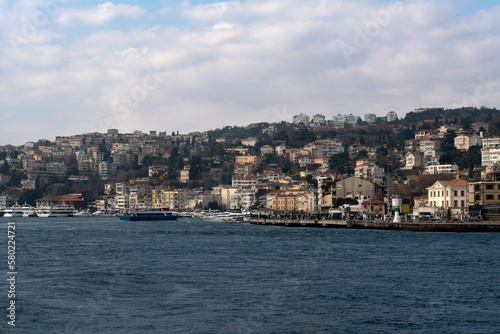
73,210,93,217
120,207,180,221
4,205,24,218
92,210,115,217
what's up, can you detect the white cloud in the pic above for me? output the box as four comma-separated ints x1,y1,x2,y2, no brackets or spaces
0,0,500,144
56,2,146,26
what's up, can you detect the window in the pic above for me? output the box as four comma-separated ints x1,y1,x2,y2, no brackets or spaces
461,201,464,207
486,195,494,200
487,185,494,190
454,201,457,207
454,191,457,196
461,190,464,196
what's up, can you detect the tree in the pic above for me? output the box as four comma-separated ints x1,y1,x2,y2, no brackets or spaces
329,152,352,174
17,189,43,206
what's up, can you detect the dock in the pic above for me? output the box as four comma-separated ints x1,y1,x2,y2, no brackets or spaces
249,218,500,232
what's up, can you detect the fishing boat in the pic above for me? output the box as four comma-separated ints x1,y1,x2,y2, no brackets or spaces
120,207,180,221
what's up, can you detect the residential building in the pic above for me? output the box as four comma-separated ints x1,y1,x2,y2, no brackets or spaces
180,166,190,183
403,152,422,169
241,137,258,147
454,134,482,151
232,175,259,188
471,122,489,133
386,111,398,122
481,148,500,167
364,113,377,124
293,113,310,126
354,160,384,183
425,164,458,175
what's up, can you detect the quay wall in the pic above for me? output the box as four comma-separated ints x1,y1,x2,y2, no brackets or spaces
249,219,500,232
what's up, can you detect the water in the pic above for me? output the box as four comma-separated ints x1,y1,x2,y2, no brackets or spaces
1,217,500,333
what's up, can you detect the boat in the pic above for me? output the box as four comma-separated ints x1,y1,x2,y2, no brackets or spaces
4,205,24,218
199,212,244,223
37,204,75,217
21,204,38,217
120,207,180,221
92,210,115,217
73,210,93,217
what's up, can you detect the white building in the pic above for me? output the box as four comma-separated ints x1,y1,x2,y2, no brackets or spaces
293,113,310,126
354,163,384,183
425,164,458,175
364,113,377,124
481,148,500,167
403,152,422,169
386,111,398,122
454,134,482,151
321,139,344,158
427,179,468,215
482,137,500,149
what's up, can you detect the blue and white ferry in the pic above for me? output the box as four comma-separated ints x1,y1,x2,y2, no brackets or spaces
120,207,180,221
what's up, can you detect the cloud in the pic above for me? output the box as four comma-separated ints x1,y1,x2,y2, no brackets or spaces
0,0,500,145
56,2,146,26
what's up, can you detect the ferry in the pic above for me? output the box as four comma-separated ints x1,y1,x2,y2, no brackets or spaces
4,205,24,218
120,207,180,221
37,204,75,217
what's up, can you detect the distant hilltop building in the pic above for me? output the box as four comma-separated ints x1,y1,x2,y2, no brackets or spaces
310,114,326,128
292,113,310,127
386,111,398,122
414,107,444,113
364,113,377,124
332,114,360,127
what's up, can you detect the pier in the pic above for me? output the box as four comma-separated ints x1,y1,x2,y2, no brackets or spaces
250,218,500,232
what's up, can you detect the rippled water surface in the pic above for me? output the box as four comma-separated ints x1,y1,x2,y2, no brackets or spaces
1,217,500,333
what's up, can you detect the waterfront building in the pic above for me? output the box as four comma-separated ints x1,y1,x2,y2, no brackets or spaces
427,179,468,215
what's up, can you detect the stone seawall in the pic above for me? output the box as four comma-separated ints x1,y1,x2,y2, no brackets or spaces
250,219,500,232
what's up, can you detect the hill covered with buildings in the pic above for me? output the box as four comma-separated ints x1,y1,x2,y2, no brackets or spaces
1,106,500,218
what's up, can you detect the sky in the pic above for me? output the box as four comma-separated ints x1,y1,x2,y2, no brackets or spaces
0,0,499,145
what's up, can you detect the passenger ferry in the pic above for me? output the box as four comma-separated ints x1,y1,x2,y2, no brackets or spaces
120,207,179,221
4,205,24,218
37,204,75,217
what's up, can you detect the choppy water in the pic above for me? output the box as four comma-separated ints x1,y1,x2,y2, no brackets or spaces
1,217,500,333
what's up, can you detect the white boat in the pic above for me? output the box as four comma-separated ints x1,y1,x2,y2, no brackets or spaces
199,212,242,223
21,204,38,217
73,210,93,217
4,205,24,218
92,210,115,217
37,204,75,217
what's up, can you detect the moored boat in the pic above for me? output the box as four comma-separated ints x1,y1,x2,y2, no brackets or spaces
37,204,75,217
4,205,24,218
120,207,180,221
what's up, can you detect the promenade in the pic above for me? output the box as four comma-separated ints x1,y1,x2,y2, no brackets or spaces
250,218,500,232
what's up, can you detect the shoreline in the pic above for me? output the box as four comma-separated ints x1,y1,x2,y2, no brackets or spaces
249,218,500,232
